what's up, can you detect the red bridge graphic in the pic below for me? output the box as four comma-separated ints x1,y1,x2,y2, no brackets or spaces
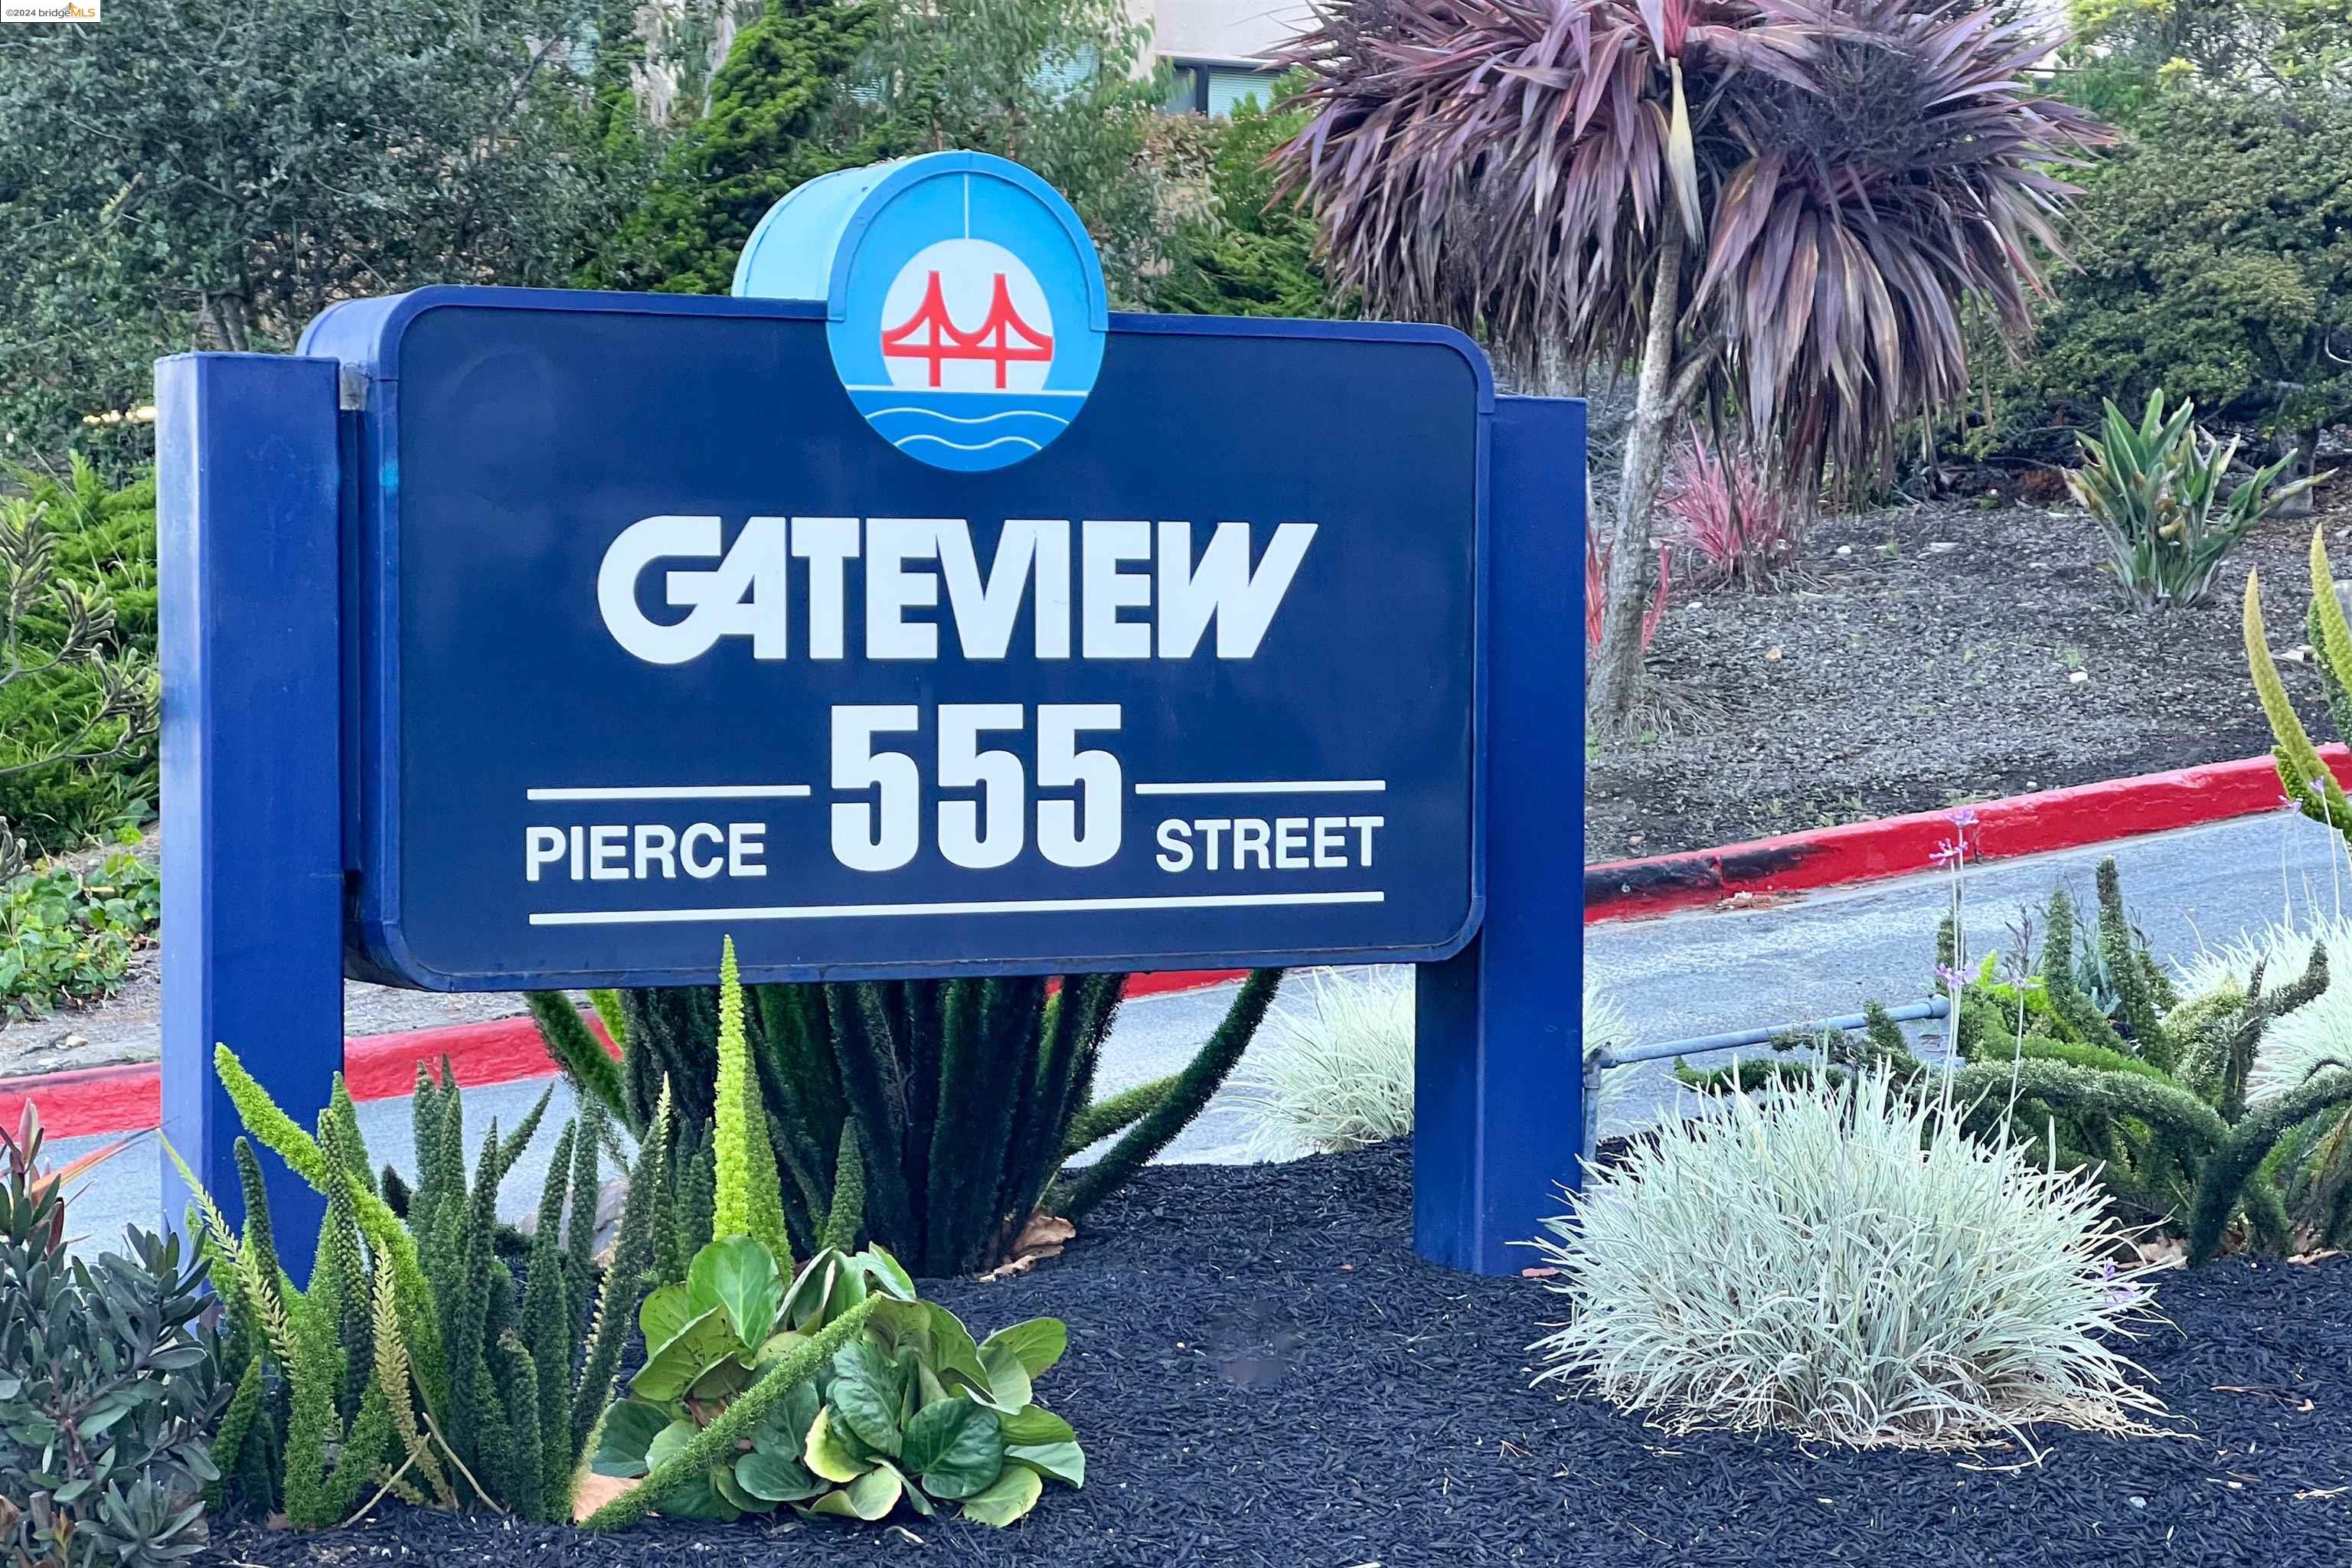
881,271,1053,390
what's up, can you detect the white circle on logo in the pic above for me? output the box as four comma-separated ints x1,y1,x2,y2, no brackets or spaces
877,238,1057,394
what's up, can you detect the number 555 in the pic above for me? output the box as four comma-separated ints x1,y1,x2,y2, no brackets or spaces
831,703,1123,872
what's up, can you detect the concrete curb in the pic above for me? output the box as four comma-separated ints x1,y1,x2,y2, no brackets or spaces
1585,747,2349,923
1,968,1250,1139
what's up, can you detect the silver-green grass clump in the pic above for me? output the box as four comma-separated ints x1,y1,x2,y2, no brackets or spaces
1527,1066,2166,1449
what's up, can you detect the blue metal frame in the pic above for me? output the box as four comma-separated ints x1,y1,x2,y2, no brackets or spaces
299,285,1494,990
1412,395,1586,1274
157,353,345,1253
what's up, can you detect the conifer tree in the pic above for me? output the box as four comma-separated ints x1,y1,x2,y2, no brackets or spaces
586,0,889,294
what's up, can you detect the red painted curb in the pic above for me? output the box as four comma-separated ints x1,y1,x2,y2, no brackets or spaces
1586,747,2351,923
0,969,1250,1140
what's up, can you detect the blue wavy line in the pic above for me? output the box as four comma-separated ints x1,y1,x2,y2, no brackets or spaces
892,433,1045,454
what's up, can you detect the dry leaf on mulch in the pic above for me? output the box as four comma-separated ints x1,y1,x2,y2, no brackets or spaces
976,1214,1076,1281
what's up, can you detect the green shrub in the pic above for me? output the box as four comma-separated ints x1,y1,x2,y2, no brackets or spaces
583,0,887,296
0,457,158,856
531,945,1282,1275
0,843,158,1017
181,1048,684,1526
1150,82,1346,322
1529,1065,2166,1446
1966,89,2352,471
0,1110,224,1566
2068,389,2321,609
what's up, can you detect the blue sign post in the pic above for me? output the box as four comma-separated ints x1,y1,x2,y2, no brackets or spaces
158,152,1583,1272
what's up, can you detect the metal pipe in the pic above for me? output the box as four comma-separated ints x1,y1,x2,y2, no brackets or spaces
1578,996,1951,1169
1600,997,1949,1070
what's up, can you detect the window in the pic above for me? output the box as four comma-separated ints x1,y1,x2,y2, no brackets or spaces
1162,59,1280,116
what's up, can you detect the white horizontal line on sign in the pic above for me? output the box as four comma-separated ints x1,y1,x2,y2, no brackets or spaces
528,890,1384,927
524,784,814,802
1131,780,1388,796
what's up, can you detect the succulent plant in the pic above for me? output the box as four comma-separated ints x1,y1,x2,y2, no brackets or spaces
590,1241,1080,1529
532,941,1281,1275
187,1048,688,1526
583,951,1084,1534
2072,388,2324,609
0,1112,224,1568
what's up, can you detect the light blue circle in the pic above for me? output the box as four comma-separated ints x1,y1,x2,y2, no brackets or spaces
733,152,1107,473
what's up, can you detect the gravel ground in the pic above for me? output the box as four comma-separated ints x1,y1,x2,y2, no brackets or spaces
202,1138,2352,1568
0,828,534,1078
0,954,534,1078
1588,489,2352,862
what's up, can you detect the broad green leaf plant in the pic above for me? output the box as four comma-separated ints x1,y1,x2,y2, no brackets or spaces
583,942,1083,1531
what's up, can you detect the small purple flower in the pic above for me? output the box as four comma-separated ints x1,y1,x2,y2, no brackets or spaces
1932,838,1965,867
1951,808,1980,828
1936,964,1968,991
2097,1261,2144,1309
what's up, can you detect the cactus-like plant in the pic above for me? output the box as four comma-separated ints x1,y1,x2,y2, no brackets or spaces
1684,859,2352,1261
182,1048,686,1524
711,938,792,1269
2247,528,2352,841
534,959,1282,1275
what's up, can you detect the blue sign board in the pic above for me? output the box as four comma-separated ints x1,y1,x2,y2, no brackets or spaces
301,155,1488,989
159,151,1584,1278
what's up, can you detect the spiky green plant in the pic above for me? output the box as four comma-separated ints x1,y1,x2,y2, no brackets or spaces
711,937,791,1269
185,1048,684,1524
533,960,1282,1276
2248,528,2352,844
1682,859,2352,1259
2069,389,2324,609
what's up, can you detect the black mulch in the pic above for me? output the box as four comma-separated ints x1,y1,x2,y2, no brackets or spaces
203,1139,2352,1567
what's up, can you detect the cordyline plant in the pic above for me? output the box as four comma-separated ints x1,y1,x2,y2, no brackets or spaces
1272,0,2111,727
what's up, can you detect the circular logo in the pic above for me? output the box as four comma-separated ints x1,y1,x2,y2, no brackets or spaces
734,153,1108,473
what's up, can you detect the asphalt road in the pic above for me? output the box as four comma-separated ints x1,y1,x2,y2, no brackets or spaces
49,805,2351,1254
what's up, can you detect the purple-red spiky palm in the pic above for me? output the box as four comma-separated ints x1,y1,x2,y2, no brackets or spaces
1274,0,2109,721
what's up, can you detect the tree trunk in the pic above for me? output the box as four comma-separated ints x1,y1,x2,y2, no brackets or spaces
195,293,251,353
1586,230,1687,732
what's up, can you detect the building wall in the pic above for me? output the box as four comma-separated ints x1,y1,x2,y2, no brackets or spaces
1134,0,1311,65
